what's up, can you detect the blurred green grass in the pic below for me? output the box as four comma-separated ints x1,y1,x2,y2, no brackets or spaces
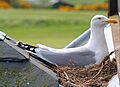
0,9,106,48
63,0,106,5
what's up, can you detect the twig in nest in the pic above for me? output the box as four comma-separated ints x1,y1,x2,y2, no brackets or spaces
85,63,104,83
92,50,117,79
63,71,82,87
65,81,81,87
85,50,116,83
63,71,69,80
92,63,104,79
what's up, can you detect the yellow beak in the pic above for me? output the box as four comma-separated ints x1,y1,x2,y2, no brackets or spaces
104,19,118,24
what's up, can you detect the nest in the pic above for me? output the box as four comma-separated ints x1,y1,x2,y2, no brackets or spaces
53,57,117,87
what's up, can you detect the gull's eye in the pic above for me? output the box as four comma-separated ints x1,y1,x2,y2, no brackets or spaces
98,17,102,20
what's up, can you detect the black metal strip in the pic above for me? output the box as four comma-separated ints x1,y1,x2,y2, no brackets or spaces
4,38,30,59
0,57,28,62
29,53,57,68
4,36,57,67
108,0,118,17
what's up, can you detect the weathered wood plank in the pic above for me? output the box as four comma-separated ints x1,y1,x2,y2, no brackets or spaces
108,0,120,82
110,15,120,77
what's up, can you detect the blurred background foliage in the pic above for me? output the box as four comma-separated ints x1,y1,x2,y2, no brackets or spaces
0,0,107,10
0,0,107,48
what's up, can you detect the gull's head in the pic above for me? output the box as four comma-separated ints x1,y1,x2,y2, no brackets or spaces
91,15,117,29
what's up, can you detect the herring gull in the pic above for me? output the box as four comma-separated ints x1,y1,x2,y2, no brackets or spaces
17,15,117,67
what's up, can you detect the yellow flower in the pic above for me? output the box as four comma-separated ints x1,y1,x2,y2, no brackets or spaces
19,0,32,8
0,1,11,9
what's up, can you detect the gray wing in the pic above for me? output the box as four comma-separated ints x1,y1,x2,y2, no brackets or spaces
65,29,90,48
35,47,96,67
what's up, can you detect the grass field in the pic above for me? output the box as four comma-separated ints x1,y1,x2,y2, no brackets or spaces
0,9,106,48
63,0,106,5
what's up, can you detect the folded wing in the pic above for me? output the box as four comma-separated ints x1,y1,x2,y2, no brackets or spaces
35,46,96,67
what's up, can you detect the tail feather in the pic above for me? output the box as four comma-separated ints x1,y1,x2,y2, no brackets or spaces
16,42,37,53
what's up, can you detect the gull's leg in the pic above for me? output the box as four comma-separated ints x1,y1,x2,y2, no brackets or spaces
16,42,37,53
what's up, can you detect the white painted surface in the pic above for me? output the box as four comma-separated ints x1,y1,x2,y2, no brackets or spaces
108,74,120,87
104,25,115,60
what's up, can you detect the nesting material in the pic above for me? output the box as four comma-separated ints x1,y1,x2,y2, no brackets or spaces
53,58,117,87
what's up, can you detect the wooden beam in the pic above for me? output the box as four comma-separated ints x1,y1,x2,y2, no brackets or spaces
110,15,120,78
108,0,120,81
